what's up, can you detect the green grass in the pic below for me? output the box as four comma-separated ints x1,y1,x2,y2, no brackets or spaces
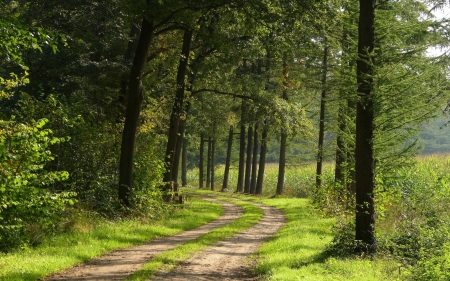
126,193,264,280
254,197,401,281
0,197,222,281
186,162,335,197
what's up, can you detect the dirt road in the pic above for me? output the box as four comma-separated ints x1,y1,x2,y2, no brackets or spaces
45,196,285,281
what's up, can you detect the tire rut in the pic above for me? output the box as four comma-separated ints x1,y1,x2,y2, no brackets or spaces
150,200,286,281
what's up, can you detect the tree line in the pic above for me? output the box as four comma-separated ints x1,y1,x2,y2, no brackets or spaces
1,0,449,255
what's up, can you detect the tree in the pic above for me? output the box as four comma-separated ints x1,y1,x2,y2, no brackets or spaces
354,0,376,254
119,17,154,206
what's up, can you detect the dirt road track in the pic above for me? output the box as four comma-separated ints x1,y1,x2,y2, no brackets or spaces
44,196,285,281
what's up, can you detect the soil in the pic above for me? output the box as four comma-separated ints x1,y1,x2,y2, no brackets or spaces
44,195,286,281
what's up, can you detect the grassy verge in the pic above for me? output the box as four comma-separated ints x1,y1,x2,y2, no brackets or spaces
126,195,264,280
0,197,222,281
185,189,401,280
254,197,401,281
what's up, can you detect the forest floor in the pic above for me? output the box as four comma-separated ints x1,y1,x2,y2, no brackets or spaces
43,195,286,281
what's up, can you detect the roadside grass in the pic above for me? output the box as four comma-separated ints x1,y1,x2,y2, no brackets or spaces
126,195,264,280
254,197,401,281
185,189,401,281
0,197,222,281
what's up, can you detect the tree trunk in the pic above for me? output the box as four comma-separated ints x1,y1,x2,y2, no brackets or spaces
222,126,233,191
118,18,154,207
244,125,253,193
206,138,212,189
172,102,191,185
117,22,141,122
250,123,259,194
211,139,215,190
277,56,289,196
335,104,346,188
236,100,246,192
347,99,357,195
181,138,188,187
199,134,204,188
315,42,329,193
255,126,267,195
162,28,193,193
355,0,376,254
277,131,287,196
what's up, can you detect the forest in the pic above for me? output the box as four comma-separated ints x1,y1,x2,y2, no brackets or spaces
2,0,450,280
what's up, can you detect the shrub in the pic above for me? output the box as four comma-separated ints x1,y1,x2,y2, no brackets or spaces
0,118,75,251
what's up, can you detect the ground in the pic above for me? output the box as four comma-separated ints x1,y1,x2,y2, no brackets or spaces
44,195,286,281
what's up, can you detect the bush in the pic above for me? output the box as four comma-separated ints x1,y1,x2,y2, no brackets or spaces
0,118,75,251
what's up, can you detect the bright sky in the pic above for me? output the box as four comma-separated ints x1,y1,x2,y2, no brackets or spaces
427,4,450,57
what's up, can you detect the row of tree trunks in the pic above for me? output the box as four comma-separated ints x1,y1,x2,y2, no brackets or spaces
172,102,191,187
198,137,216,190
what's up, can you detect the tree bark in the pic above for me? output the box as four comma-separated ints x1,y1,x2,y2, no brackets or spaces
236,100,246,192
172,102,191,185
222,126,233,191
277,56,289,196
211,139,215,190
355,0,376,254
335,104,346,188
118,18,154,207
206,138,212,189
255,126,267,195
277,131,287,196
250,123,259,194
199,134,204,188
117,22,141,122
181,138,188,187
315,42,329,193
244,125,253,193
162,28,193,193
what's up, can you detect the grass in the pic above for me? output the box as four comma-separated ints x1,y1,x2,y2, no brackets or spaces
254,197,401,281
126,193,264,280
179,190,400,280
186,162,335,197
0,196,222,281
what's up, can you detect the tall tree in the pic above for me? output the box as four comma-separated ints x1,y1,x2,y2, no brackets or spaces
119,17,154,206
236,100,246,192
354,0,376,254
315,41,329,193
244,125,253,193
162,28,193,194
222,126,234,191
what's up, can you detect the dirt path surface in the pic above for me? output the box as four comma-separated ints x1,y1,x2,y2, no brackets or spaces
44,196,286,281
45,197,243,281
150,201,285,281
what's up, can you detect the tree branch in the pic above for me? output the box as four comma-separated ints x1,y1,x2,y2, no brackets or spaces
191,89,258,101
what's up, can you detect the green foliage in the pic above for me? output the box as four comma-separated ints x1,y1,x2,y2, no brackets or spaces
377,155,450,280
0,118,74,251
